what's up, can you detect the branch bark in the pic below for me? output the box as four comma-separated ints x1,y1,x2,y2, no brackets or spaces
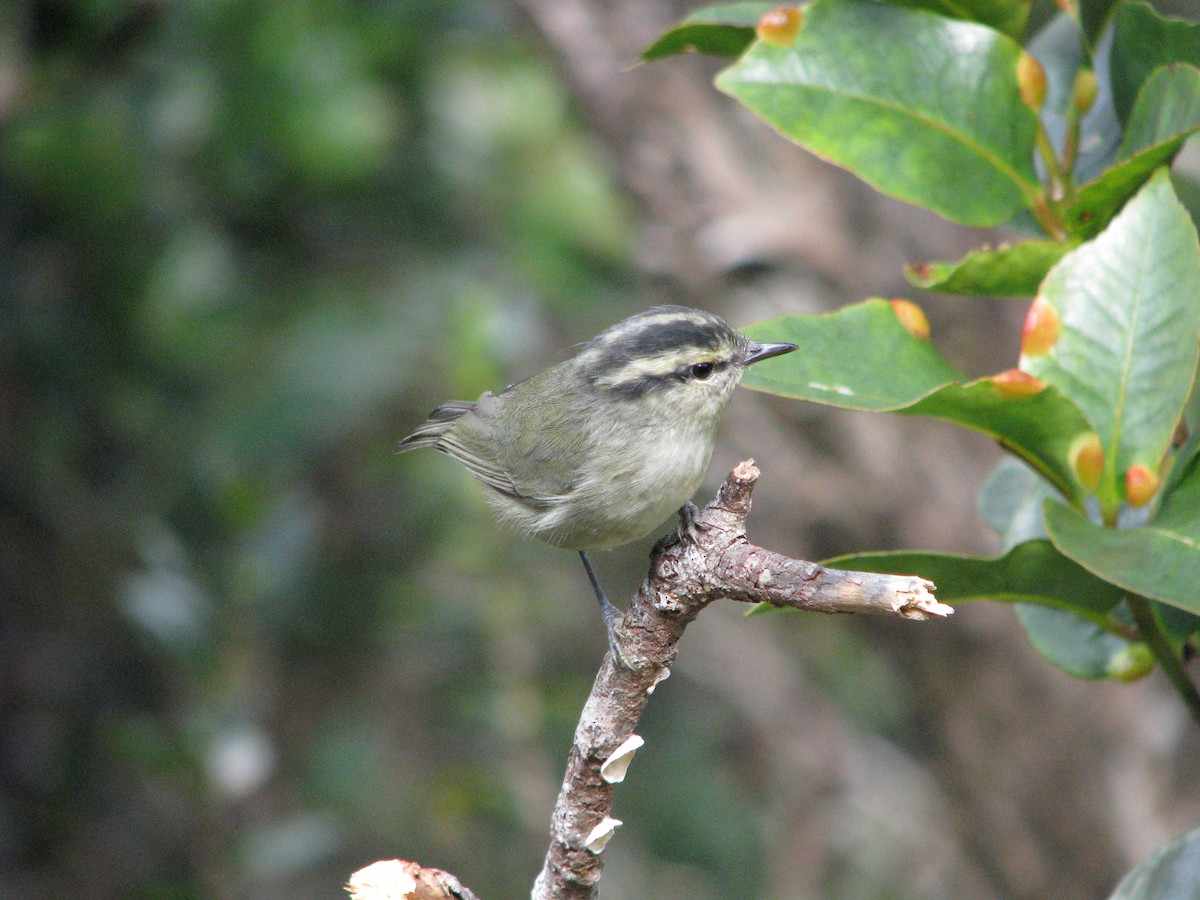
532,460,948,899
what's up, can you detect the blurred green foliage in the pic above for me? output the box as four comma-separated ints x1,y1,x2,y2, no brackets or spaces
0,1,681,896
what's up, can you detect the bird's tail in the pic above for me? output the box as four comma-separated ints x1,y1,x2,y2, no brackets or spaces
398,401,474,452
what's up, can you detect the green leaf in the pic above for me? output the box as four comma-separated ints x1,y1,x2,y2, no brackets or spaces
1014,604,1131,679
1044,467,1200,615
1078,0,1120,48
1157,601,1200,647
823,540,1133,677
1118,65,1200,159
822,540,1125,619
1067,65,1200,239
907,378,1093,501
641,3,775,61
882,0,1029,42
715,0,1039,226
744,300,1095,500
1022,169,1200,516
741,300,961,410
978,457,1057,547
976,464,1182,674
904,241,1069,296
1111,2,1200,126
1067,146,1193,240
1166,375,1200,494
1111,825,1200,900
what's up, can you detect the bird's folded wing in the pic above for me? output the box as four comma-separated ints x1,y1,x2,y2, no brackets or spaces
437,432,565,509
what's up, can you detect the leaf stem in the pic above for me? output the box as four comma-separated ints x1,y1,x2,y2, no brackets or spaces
1030,195,1067,242
1061,110,1080,204
1104,617,1140,642
1127,594,1200,724
1035,124,1066,202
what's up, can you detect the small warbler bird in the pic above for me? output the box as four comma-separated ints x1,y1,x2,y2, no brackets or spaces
399,306,796,656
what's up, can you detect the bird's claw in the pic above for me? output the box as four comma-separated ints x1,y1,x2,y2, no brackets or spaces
676,501,707,543
600,602,635,669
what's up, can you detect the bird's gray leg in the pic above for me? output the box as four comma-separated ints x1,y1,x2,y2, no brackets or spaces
579,551,631,667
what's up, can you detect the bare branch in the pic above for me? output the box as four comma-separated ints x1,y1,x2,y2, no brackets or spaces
533,460,947,898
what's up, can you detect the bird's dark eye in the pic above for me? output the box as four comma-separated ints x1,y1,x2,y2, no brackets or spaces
690,362,714,380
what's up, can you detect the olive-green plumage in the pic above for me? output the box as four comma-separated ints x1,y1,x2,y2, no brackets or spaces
399,306,796,652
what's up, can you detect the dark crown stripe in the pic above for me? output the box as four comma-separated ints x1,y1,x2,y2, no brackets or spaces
589,317,734,377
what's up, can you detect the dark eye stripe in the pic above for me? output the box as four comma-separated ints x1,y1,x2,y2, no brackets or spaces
604,373,673,400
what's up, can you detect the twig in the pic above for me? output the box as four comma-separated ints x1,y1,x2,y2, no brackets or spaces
532,460,947,899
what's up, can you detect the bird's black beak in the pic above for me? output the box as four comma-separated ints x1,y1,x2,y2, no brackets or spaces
744,340,798,366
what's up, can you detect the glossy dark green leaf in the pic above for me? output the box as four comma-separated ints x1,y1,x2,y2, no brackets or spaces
904,241,1069,296
883,0,1029,42
715,0,1040,225
741,300,961,410
822,540,1125,619
1022,169,1200,516
1067,65,1200,239
1044,466,1200,615
1111,825,1200,900
1111,2,1200,125
744,300,1095,500
641,3,775,61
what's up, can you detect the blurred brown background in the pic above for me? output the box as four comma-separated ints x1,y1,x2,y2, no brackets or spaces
2,1,1199,897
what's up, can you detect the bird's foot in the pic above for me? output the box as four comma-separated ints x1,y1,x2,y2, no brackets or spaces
599,597,635,670
675,501,708,544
